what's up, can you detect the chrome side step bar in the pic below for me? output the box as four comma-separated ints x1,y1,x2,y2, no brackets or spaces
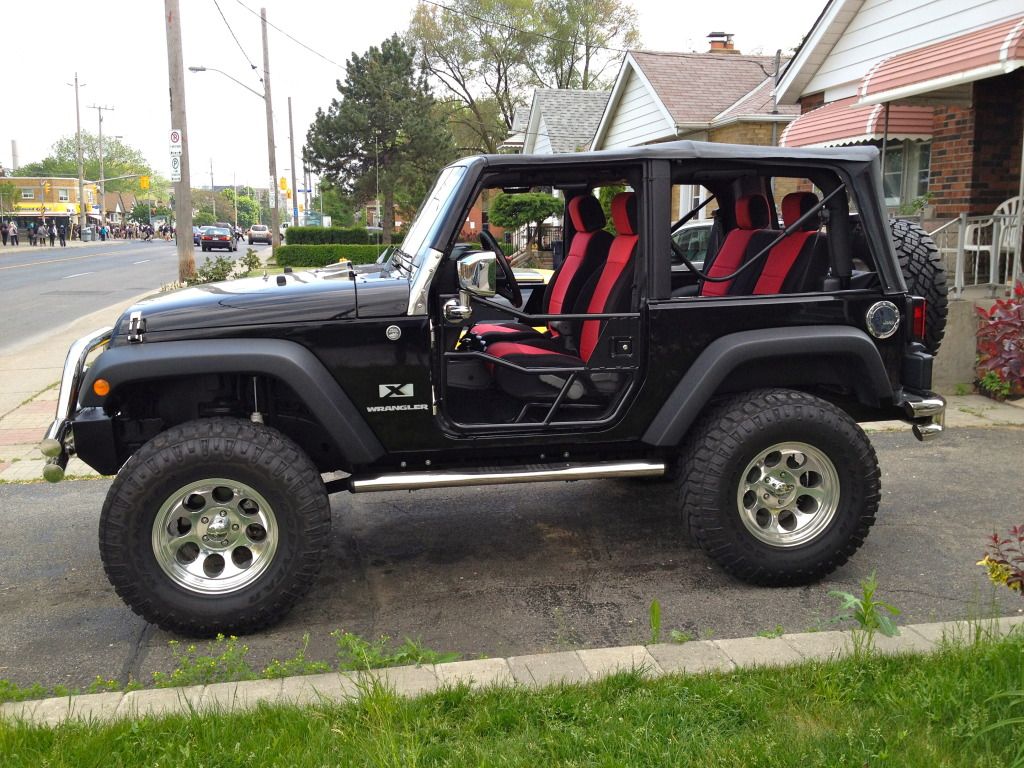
349,460,665,493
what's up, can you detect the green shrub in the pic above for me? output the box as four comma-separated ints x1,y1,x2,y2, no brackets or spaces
275,244,386,268
284,226,374,245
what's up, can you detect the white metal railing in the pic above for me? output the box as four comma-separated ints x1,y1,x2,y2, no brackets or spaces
929,212,1023,298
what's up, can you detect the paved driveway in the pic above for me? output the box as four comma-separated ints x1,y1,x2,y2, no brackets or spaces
0,426,1020,690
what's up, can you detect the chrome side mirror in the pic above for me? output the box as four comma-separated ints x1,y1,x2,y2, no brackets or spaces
458,251,497,297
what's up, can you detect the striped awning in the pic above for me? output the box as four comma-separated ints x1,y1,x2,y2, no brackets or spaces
779,97,933,148
859,15,1024,105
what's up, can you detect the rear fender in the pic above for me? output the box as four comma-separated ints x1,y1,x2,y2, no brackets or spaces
643,326,893,447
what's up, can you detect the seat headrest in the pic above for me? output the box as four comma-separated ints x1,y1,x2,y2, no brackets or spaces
782,192,820,231
735,194,770,230
568,195,606,233
611,192,637,236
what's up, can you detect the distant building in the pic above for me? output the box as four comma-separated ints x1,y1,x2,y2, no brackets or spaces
0,176,102,230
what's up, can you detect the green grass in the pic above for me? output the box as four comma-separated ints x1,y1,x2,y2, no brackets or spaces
2,635,1022,766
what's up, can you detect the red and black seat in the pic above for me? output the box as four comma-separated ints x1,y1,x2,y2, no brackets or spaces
752,191,828,294
484,192,638,400
698,194,775,297
465,194,612,348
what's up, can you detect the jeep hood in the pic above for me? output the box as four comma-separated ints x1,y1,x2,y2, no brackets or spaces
112,268,409,339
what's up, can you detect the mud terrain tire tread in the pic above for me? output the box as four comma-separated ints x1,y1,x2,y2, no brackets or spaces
99,418,331,636
891,218,948,354
679,389,879,586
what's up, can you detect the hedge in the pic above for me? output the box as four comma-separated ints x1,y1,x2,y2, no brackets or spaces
274,244,386,268
284,226,374,245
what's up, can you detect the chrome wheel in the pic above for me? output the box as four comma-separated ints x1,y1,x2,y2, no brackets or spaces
151,478,279,594
736,441,840,548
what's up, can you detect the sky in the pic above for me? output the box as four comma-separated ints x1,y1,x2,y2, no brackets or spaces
0,0,824,190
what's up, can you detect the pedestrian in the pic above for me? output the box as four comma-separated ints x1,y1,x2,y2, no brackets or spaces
7,221,17,246
58,223,67,247
28,222,35,246
37,223,48,246
1,220,7,246
48,223,56,247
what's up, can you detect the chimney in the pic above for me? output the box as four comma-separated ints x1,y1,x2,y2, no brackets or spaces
707,32,739,54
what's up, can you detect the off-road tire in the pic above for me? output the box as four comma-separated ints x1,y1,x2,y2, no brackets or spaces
892,218,947,354
679,389,879,586
99,418,331,636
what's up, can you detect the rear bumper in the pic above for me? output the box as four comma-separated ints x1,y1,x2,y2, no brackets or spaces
898,391,945,442
202,240,234,249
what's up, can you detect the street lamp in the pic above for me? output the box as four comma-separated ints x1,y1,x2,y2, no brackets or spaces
188,63,280,246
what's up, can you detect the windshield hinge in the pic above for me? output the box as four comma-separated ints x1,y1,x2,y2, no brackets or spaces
127,311,146,344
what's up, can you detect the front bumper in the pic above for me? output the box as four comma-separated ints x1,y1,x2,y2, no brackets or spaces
39,326,113,481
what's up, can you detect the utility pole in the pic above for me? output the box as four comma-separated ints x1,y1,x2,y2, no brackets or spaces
209,158,216,219
67,73,86,237
88,104,114,226
288,96,298,227
261,7,280,248
164,0,195,281
232,171,237,231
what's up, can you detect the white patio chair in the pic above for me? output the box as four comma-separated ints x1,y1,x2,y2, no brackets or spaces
963,196,1021,284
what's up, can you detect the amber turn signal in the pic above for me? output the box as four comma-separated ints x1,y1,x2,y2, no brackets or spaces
93,378,110,397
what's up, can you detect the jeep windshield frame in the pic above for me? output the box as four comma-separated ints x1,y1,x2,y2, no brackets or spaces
396,164,468,279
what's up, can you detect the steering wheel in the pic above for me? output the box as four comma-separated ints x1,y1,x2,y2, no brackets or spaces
479,230,522,308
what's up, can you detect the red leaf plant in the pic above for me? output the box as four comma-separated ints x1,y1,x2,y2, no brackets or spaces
975,280,1024,397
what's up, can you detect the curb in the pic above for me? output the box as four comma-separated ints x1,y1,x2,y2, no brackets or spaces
3,616,1021,727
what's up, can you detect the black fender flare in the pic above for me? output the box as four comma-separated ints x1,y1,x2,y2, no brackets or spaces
80,338,384,465
642,326,893,448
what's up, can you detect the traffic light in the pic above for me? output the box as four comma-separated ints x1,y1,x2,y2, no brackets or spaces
279,177,287,190
140,175,150,190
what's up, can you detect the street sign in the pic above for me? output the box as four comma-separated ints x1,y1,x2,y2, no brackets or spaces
169,154,182,182
169,128,183,156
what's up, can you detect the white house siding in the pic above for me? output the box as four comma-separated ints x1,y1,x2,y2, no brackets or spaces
534,117,553,155
805,0,1022,97
600,68,674,149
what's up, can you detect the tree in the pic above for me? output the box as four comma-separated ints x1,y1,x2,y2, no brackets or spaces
409,0,537,154
310,181,356,226
304,34,455,244
532,0,639,89
488,191,563,248
0,180,16,218
408,0,638,152
18,133,158,196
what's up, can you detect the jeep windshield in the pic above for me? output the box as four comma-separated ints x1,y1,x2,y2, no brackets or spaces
391,164,467,278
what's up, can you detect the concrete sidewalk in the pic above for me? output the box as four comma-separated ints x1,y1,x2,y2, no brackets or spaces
2,297,1023,481
0,237,141,254
2,615,1021,726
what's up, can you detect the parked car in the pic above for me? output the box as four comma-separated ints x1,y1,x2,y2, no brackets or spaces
41,140,948,636
280,221,291,241
192,226,202,246
248,224,271,245
200,226,237,252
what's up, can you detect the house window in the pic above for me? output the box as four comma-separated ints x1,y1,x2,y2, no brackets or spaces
21,188,34,200
882,141,931,208
883,146,904,206
58,189,70,202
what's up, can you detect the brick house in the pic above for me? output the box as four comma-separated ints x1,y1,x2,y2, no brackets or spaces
775,0,1023,222
591,38,800,219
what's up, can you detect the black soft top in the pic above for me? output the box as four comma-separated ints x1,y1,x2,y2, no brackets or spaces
467,140,878,172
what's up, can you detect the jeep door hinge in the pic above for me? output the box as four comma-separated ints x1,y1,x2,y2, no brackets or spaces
127,311,146,344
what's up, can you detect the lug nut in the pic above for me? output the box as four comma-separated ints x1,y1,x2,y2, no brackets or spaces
232,524,239,530
201,517,209,524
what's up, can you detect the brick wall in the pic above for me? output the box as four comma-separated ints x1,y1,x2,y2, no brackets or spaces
929,69,1023,218
709,122,782,146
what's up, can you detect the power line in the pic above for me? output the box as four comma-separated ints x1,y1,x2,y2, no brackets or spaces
212,0,262,80
233,0,345,70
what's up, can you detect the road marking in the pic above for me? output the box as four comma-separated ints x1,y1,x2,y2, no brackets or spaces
0,251,117,271
133,259,151,264
62,272,94,279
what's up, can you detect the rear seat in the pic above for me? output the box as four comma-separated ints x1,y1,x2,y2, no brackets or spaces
752,191,828,294
698,194,775,297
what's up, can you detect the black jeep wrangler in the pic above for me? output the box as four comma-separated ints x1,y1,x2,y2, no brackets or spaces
41,141,948,636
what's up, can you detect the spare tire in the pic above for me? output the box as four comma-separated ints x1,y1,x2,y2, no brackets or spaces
891,218,948,354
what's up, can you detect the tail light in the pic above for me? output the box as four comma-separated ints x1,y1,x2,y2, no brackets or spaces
911,297,927,342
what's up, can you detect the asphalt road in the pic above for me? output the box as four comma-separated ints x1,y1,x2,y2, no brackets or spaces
0,426,1020,689
0,239,271,355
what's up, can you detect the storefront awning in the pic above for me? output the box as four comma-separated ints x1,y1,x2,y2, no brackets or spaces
859,15,1024,105
779,97,933,148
